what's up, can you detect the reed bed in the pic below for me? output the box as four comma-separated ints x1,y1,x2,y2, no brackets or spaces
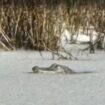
0,0,105,51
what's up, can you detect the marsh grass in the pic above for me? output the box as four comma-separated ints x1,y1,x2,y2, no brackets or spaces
0,1,105,51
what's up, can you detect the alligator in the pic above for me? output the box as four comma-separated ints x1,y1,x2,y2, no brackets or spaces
32,63,91,74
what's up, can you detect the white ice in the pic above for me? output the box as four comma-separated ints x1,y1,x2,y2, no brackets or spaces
0,50,105,105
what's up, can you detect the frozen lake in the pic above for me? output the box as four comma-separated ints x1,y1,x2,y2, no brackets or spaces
0,50,105,105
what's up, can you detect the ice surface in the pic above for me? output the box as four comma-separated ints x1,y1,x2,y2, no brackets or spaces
0,50,105,105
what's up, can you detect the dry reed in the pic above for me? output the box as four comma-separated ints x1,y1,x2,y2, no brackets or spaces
0,1,105,50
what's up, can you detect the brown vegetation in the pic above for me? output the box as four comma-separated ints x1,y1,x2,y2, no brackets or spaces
0,0,105,51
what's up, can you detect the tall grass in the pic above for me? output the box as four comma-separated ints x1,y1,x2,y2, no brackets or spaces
0,1,105,50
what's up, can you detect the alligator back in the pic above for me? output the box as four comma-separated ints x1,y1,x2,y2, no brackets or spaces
32,63,76,74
